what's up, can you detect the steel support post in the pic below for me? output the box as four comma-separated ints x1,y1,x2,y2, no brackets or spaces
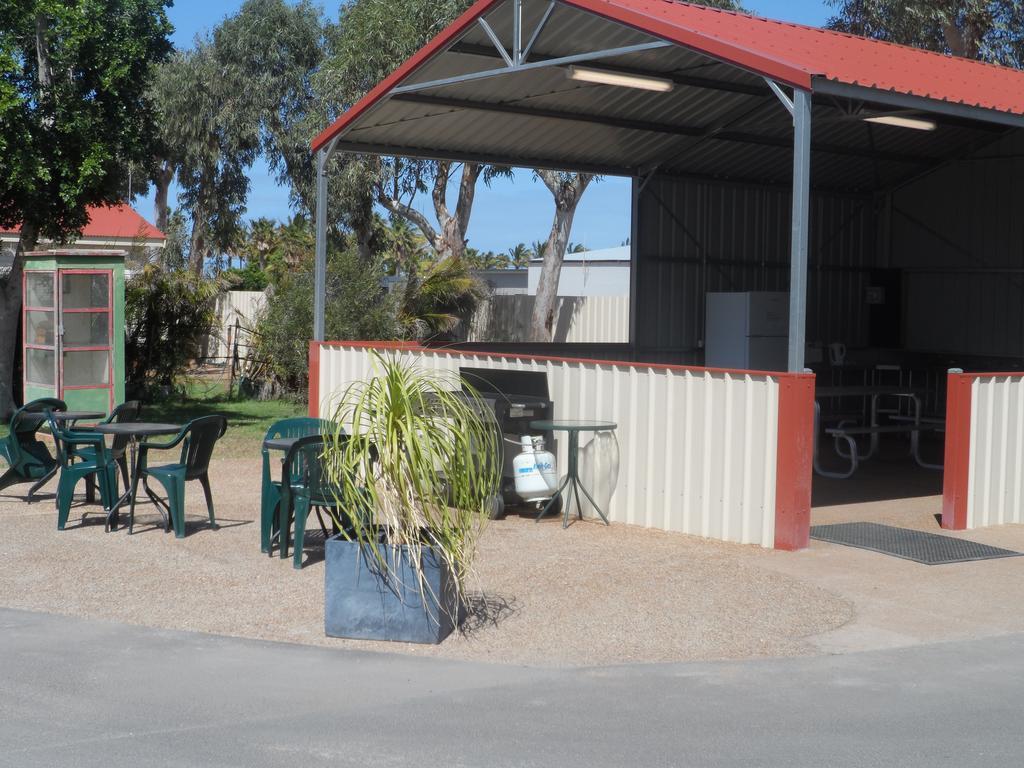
787,89,812,373
313,148,328,342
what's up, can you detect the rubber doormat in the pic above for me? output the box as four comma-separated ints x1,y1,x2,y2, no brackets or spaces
809,522,1023,565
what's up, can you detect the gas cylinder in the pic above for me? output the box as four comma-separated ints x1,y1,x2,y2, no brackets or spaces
513,435,558,502
530,436,559,492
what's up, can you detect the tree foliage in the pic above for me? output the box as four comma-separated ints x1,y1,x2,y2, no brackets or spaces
826,0,1024,65
254,248,400,392
318,0,507,260
212,0,326,214
0,0,172,416
151,44,258,274
125,266,220,397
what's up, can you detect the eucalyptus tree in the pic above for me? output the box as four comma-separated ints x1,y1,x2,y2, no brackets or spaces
212,0,327,215
318,0,505,261
151,43,259,275
529,172,595,341
827,0,1024,64
0,0,172,416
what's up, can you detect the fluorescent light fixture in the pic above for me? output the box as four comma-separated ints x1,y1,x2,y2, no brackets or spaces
567,65,674,93
863,115,937,131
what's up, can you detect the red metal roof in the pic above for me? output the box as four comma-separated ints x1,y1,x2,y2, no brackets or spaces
312,0,1024,152
1,204,164,241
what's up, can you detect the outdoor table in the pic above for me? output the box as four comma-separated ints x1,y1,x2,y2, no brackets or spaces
815,385,924,459
529,419,617,529
48,411,107,425
94,422,181,532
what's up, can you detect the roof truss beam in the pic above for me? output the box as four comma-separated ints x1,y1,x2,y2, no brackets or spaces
334,139,632,176
391,40,673,95
389,93,940,165
449,41,769,97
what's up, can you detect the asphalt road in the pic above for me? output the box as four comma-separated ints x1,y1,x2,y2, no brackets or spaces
2,608,1023,767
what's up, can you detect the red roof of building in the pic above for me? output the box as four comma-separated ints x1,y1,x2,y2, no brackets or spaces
1,204,164,241
312,0,1024,151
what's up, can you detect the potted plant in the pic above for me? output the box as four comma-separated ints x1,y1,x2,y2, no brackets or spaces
322,353,501,644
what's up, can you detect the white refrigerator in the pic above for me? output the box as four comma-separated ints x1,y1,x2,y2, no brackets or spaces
704,292,790,371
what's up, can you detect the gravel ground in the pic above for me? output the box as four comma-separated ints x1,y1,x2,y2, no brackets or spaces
0,457,853,667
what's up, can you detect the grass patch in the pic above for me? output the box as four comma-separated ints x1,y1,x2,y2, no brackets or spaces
141,378,306,459
0,378,303,459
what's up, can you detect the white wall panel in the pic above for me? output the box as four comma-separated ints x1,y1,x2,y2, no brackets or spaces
317,343,781,547
203,291,266,362
968,375,1024,528
466,295,629,343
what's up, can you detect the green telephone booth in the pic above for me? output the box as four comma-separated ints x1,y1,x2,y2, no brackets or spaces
22,250,125,413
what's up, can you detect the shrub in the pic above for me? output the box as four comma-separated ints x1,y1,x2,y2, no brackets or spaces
125,266,220,398
253,248,401,394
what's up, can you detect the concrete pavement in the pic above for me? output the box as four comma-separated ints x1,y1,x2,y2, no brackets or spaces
2,608,1024,767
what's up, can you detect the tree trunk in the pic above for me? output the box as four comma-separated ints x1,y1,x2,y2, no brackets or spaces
0,225,38,417
432,162,481,261
530,207,576,342
153,161,174,233
529,173,594,342
189,208,207,275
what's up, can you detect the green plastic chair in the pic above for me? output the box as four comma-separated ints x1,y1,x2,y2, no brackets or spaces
135,415,228,537
279,434,365,570
261,417,333,555
46,412,119,531
76,401,141,488
0,398,67,501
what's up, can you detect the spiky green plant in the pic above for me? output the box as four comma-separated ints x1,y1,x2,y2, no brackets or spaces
323,353,501,621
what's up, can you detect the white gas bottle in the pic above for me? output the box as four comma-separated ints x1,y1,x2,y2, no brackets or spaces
531,436,559,492
513,435,558,502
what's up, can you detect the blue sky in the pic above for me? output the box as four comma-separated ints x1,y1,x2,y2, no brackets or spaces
144,0,833,252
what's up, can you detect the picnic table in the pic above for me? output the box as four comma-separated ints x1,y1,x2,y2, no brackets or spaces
814,385,941,478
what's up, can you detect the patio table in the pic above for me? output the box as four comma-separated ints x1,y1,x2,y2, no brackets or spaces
815,385,925,459
48,411,107,425
94,422,181,532
530,419,616,528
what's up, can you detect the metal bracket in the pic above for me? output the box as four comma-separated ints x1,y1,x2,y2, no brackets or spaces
324,135,341,162
765,78,795,122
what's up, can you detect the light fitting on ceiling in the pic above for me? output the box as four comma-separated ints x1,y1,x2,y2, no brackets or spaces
863,115,937,131
567,65,674,92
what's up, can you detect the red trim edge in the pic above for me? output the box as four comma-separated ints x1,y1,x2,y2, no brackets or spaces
941,372,973,530
308,341,321,418
774,375,815,550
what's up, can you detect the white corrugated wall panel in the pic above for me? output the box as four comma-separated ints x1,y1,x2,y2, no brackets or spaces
967,376,1024,528
466,295,629,343
317,344,780,547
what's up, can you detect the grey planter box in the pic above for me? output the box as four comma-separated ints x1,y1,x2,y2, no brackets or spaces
324,535,460,644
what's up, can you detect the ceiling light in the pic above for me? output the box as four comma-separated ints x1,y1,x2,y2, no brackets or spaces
863,115,937,131
567,65,674,93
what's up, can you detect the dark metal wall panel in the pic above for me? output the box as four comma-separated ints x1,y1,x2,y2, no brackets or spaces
635,175,876,362
893,130,1024,357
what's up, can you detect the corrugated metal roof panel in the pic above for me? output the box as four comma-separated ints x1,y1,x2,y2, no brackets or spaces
314,0,1024,152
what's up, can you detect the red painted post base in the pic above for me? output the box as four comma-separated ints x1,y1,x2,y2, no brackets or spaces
774,374,815,550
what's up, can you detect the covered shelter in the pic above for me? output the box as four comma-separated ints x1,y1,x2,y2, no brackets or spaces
309,0,1024,548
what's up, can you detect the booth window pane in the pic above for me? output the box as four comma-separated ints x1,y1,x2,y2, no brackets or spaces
62,311,109,347
62,350,110,387
24,310,56,347
62,273,109,309
25,273,54,308
25,348,55,386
